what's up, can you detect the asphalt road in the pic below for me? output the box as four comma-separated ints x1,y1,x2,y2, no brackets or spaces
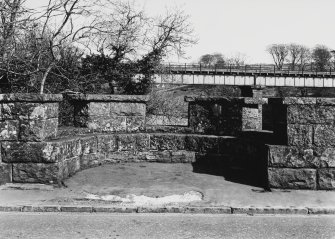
0,213,334,239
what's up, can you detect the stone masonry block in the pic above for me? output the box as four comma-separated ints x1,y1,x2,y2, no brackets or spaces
317,148,335,168
110,102,146,117
80,136,97,155
19,118,58,141
287,124,312,147
97,135,117,155
134,134,150,151
171,151,196,163
117,134,136,151
185,135,219,153
1,141,62,163
242,106,262,130
287,105,335,124
126,116,145,132
61,138,82,159
62,157,80,179
12,163,62,184
0,120,18,140
150,134,186,151
267,145,319,168
314,125,335,147
80,154,103,170
88,102,110,116
0,163,12,184
1,103,57,120
268,168,317,189
318,168,335,190
87,116,127,132
137,151,171,163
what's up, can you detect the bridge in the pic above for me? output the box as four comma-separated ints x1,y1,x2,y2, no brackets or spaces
154,63,335,88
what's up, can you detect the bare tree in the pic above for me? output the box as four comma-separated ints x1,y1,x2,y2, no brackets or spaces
286,44,311,70
225,52,246,67
312,45,331,71
266,44,288,70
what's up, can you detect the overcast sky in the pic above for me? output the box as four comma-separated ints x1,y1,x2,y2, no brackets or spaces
29,0,335,64
137,0,335,64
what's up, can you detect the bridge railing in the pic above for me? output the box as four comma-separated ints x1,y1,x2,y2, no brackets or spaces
161,63,335,76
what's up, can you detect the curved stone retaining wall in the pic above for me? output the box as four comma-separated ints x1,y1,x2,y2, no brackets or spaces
0,93,334,190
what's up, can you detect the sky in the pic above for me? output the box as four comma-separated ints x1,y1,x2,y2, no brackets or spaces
136,0,335,64
28,0,335,64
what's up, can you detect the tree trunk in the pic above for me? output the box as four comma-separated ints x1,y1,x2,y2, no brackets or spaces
39,65,53,94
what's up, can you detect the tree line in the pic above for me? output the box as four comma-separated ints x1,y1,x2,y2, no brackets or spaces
0,0,196,94
198,44,335,73
266,44,334,71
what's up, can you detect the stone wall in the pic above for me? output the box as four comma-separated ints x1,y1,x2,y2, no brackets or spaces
267,97,335,190
66,94,149,132
0,94,62,184
186,96,266,135
1,93,335,191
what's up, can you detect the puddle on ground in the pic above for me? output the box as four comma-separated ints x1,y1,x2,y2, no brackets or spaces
84,190,203,206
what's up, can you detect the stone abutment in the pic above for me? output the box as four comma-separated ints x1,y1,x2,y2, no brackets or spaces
0,93,334,190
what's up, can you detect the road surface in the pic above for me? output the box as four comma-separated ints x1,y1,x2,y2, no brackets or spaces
0,213,334,239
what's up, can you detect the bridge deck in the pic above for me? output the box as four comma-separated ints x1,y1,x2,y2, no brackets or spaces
163,64,335,78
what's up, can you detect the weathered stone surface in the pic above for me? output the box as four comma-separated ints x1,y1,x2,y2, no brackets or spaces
267,145,319,168
19,118,58,141
171,151,196,163
97,135,117,155
318,148,335,167
87,116,127,132
1,141,62,163
185,135,219,153
138,151,171,163
80,136,97,155
242,107,262,130
88,102,110,116
117,134,136,151
0,163,12,184
44,103,59,118
146,115,188,126
282,97,317,105
0,120,18,140
0,94,62,102
61,138,82,159
134,134,150,151
287,124,312,146
2,103,58,120
12,163,61,184
110,103,146,116
150,134,186,150
287,105,335,124
62,157,80,178
66,94,150,102
80,154,103,170
126,116,145,132
314,125,335,147
316,98,335,105
318,168,335,190
268,168,317,189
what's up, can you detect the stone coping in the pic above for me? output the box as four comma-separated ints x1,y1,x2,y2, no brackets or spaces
66,94,150,102
269,97,335,105
184,96,268,104
0,94,63,102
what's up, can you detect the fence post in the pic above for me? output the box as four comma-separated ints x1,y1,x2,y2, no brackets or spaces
200,63,202,72
274,65,276,74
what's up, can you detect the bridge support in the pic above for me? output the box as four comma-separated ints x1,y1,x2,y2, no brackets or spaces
239,86,264,99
